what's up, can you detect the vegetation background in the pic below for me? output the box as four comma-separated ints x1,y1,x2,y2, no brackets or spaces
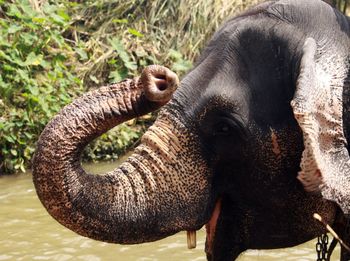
0,0,349,174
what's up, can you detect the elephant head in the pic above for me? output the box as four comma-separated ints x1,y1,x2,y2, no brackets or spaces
33,0,350,260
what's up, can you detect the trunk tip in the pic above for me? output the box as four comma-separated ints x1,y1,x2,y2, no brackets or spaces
141,65,179,103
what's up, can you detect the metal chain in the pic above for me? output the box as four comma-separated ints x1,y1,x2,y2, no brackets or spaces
316,234,329,261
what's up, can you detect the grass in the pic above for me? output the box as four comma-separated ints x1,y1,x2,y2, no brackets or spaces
67,0,266,87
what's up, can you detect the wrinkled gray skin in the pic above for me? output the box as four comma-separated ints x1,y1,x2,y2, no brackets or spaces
32,0,350,260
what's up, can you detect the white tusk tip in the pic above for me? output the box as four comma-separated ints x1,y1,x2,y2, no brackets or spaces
187,230,197,249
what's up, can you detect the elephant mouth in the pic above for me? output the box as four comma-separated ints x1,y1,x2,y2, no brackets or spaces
205,199,222,255
186,199,222,253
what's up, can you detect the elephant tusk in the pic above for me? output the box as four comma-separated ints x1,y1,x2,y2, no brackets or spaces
187,230,197,249
205,199,222,255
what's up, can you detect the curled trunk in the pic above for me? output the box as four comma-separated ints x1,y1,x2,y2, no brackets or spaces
33,66,212,244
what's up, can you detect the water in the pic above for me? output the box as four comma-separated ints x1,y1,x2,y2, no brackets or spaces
0,161,340,261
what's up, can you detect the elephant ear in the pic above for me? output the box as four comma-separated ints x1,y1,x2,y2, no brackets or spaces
291,37,350,214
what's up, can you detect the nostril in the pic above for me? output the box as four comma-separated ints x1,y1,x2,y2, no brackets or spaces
141,65,179,103
155,79,168,91
158,83,168,91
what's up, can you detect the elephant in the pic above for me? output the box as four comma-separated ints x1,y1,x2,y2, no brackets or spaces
32,0,350,260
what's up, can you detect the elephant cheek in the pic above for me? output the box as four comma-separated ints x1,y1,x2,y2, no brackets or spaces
205,199,222,256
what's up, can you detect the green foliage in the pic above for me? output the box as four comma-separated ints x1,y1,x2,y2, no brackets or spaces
0,0,83,174
332,0,349,14
83,121,146,162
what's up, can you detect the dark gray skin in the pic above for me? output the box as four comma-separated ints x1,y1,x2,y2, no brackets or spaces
32,0,350,261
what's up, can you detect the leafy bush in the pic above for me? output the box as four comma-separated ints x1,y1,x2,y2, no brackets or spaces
0,0,82,174
83,120,147,162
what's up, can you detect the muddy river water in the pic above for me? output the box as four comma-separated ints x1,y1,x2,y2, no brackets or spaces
0,161,340,261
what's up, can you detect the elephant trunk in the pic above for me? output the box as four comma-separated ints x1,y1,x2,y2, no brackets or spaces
33,66,212,244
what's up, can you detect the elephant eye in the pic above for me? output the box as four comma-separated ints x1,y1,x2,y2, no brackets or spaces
210,115,247,139
199,112,246,140
213,122,232,136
